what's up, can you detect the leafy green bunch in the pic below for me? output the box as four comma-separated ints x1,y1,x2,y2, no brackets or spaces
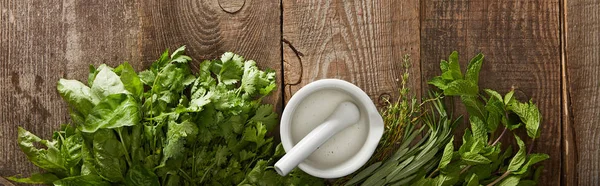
416,52,549,186
8,46,318,185
339,55,460,186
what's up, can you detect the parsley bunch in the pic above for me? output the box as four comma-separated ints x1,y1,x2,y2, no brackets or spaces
8,46,320,185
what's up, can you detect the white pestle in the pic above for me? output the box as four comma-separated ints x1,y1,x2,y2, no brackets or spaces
274,101,360,176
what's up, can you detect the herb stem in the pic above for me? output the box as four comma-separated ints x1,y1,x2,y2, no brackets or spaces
486,171,511,186
428,168,440,178
528,139,535,154
116,129,132,166
491,127,507,146
460,165,472,174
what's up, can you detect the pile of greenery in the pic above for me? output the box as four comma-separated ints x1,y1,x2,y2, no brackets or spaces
6,48,547,186
7,46,321,186
339,52,548,186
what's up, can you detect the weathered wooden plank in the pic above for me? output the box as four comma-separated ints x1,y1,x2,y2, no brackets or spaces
137,0,282,111
282,0,421,107
566,0,600,185
0,0,282,182
420,0,562,185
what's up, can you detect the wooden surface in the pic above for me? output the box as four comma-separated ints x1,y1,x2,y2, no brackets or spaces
566,0,600,185
1,0,599,185
0,0,282,183
420,0,562,184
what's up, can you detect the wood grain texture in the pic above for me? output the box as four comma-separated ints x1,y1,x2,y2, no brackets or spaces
282,0,421,107
566,0,600,185
0,0,281,182
0,0,142,179
420,0,562,185
137,0,282,111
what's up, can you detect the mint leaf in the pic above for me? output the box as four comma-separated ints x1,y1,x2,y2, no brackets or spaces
444,51,463,80
465,174,479,186
508,100,542,139
465,53,484,85
462,152,492,165
461,95,487,120
428,76,449,89
513,153,549,175
438,137,454,170
470,115,488,143
444,80,478,96
498,175,521,186
508,135,527,172
484,89,503,102
504,90,515,105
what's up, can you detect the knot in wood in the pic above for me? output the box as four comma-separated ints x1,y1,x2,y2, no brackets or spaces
218,0,245,14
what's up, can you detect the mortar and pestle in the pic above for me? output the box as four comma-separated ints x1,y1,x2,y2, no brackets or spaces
274,79,384,178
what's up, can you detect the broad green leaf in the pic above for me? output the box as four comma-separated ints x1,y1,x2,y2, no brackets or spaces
91,67,128,99
443,80,478,96
17,127,67,176
438,137,454,170
82,93,140,133
57,79,98,116
508,135,527,172
498,175,521,186
125,164,160,186
7,173,60,184
117,62,143,98
93,129,125,182
465,53,484,85
513,153,549,175
53,175,111,186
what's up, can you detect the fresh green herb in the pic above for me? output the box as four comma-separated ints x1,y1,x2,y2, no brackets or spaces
417,51,548,186
8,46,321,186
339,55,459,186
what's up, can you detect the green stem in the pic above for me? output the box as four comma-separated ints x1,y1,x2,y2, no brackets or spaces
460,165,472,174
487,171,511,186
116,129,132,166
200,162,216,184
491,127,507,146
428,168,440,178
